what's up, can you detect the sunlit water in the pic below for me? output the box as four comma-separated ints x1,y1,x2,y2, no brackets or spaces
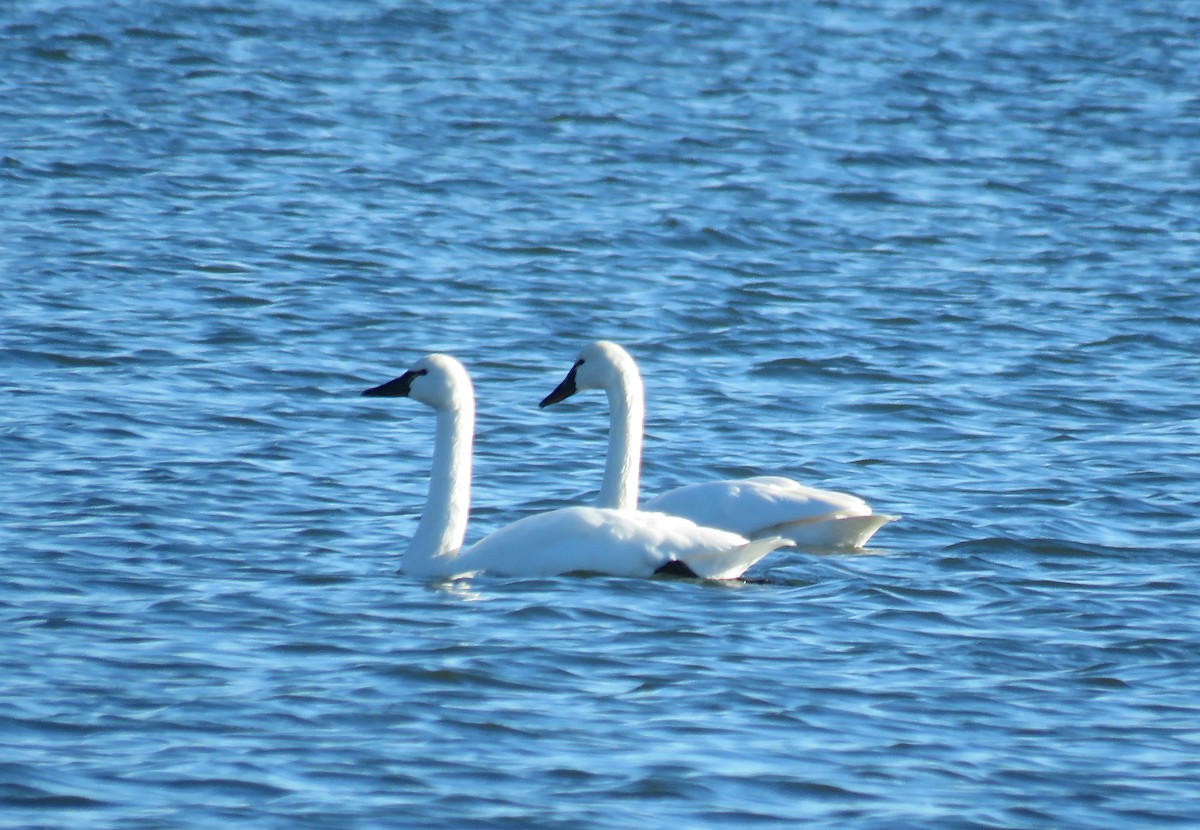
3,1,1199,827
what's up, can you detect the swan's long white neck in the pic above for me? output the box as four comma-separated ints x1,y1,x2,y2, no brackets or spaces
405,399,474,576
597,356,644,511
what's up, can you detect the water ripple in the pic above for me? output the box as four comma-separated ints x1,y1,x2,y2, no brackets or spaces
4,0,1200,827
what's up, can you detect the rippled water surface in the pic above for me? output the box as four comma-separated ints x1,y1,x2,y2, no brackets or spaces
4,1,1200,827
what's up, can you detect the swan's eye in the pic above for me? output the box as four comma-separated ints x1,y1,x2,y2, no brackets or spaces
574,359,585,368
416,369,428,376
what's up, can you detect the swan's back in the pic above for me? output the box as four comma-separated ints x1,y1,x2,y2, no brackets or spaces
644,476,874,537
458,505,784,579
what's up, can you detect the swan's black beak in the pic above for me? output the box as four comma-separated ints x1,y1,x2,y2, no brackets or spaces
362,369,423,398
539,363,579,408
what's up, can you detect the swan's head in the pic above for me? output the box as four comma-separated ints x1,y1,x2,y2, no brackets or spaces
539,340,636,407
362,353,473,412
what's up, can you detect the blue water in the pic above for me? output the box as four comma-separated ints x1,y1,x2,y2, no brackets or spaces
3,1,1199,826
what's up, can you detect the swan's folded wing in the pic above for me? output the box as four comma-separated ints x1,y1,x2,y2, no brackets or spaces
462,506,788,579
617,510,791,580
645,478,874,537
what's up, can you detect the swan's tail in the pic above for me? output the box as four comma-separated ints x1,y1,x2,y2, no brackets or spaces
770,513,900,550
688,535,792,581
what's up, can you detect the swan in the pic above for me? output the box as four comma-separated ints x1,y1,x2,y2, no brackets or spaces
539,341,898,549
360,354,790,580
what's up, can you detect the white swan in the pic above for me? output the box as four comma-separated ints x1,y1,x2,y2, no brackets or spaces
361,354,790,580
539,341,898,549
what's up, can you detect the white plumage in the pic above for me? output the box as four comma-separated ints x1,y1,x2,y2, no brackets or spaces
540,341,898,549
461,505,787,581
361,354,789,580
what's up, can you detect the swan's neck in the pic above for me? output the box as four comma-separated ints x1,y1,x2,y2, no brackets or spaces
406,404,473,575
598,361,643,511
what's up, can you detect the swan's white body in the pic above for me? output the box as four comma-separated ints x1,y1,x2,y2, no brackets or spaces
540,342,898,549
362,354,789,580
645,477,895,550
461,505,786,581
